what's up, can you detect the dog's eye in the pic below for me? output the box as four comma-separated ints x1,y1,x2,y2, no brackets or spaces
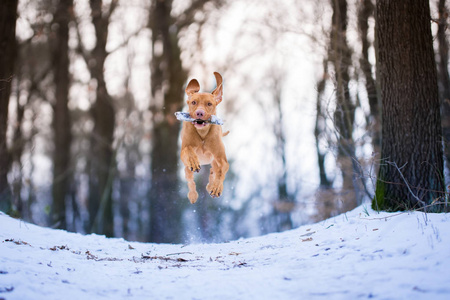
191,101,197,105
207,102,213,106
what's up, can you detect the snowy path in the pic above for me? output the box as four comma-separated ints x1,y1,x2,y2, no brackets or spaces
1,205,450,300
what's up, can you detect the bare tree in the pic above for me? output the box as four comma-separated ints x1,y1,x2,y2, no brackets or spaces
10,75,26,216
357,0,380,155
11,9,52,220
147,0,186,243
436,0,450,178
270,71,295,232
314,59,336,219
0,0,19,213
75,0,118,236
88,0,118,236
374,0,446,211
50,0,74,229
329,0,361,212
147,0,224,243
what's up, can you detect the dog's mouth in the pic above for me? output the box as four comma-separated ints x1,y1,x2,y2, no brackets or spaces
192,119,208,128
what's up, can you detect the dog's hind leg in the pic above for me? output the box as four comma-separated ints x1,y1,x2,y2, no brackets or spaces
185,167,198,204
206,167,215,193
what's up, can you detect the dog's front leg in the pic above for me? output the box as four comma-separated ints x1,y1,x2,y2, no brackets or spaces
180,146,201,173
207,158,229,198
181,146,200,204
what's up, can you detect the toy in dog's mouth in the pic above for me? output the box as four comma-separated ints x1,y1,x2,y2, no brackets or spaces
174,112,224,126
192,119,208,128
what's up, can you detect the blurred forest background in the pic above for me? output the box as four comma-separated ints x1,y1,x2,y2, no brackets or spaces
0,0,449,243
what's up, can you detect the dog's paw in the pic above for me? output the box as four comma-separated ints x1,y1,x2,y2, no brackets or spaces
190,166,201,173
207,182,223,198
188,190,199,204
187,156,201,173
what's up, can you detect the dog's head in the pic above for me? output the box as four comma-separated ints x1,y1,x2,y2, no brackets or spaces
185,72,223,129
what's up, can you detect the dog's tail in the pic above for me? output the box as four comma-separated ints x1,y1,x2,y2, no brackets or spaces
223,130,230,137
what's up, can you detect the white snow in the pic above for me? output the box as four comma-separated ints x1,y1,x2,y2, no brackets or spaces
1,205,450,300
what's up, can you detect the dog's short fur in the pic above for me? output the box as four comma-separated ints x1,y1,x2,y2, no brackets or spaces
180,72,229,204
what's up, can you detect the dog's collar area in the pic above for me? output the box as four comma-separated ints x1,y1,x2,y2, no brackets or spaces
174,111,224,125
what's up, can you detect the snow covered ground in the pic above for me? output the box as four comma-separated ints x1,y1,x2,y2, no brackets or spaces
1,205,450,300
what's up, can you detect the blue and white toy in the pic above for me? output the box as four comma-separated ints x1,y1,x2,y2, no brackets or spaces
174,111,224,126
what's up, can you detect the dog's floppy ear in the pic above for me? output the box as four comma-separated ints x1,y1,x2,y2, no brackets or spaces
185,79,200,98
212,72,223,104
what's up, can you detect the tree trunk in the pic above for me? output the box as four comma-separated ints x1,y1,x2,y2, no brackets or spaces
314,59,336,220
0,0,19,213
10,74,25,217
357,0,380,155
315,60,333,189
329,0,360,211
51,0,73,229
437,0,450,179
272,74,293,231
88,0,116,236
374,0,446,212
147,0,186,243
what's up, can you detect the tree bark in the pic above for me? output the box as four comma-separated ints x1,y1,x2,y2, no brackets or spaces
0,0,19,213
437,0,450,179
51,0,73,229
88,0,116,236
374,0,446,211
148,0,186,243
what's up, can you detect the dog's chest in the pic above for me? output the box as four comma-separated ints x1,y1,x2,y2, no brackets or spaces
196,142,214,165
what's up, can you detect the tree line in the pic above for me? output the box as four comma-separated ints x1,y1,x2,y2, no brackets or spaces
0,0,448,243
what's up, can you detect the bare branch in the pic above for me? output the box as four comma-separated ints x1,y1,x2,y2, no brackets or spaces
385,161,426,208
106,27,146,55
176,0,223,29
73,16,91,67
106,0,119,22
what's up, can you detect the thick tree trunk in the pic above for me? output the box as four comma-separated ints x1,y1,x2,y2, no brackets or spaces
147,0,186,243
51,0,73,229
437,0,450,179
0,0,19,213
374,0,446,211
88,0,116,236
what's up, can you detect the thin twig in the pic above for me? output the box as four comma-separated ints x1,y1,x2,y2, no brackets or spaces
166,252,194,256
386,161,426,208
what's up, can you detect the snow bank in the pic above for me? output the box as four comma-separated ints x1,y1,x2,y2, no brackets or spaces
1,205,450,299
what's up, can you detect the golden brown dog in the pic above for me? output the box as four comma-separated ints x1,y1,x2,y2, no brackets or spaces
180,72,229,204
